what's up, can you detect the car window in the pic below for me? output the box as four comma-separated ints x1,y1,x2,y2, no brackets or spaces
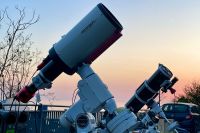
191,106,200,113
163,104,172,112
162,104,189,113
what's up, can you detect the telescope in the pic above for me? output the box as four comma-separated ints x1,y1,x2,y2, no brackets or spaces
126,64,177,114
15,3,123,103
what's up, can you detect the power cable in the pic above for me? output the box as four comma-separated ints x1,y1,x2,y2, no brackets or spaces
9,97,16,112
23,100,35,112
158,90,161,107
14,101,20,133
71,88,78,105
73,92,78,104
27,69,37,85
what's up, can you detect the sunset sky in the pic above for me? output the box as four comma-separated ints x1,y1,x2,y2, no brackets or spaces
1,0,200,106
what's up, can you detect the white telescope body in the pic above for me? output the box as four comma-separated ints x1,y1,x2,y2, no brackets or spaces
49,3,123,75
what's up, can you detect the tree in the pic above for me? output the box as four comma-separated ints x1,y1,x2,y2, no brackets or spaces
0,7,40,100
0,9,4,25
176,81,200,106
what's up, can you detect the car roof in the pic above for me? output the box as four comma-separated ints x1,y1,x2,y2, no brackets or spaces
162,102,198,107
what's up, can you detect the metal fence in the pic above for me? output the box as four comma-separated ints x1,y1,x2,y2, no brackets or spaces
1,104,70,133
25,110,68,133
1,104,105,133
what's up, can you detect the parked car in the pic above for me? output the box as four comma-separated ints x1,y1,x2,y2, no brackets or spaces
162,102,200,133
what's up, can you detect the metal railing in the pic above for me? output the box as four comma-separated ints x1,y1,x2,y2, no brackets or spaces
1,104,70,133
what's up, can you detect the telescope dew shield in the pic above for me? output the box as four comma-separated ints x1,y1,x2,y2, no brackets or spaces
126,64,173,113
49,3,123,75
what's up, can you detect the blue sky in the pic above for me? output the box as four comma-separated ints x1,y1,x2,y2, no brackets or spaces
1,0,200,106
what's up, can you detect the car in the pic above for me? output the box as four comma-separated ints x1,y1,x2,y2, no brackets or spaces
162,102,200,133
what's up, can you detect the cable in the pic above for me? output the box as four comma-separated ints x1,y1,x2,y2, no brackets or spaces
23,103,28,112
173,92,176,104
9,97,16,112
71,88,77,105
158,90,161,107
71,88,78,105
27,69,37,85
73,92,78,104
14,101,20,133
23,100,35,112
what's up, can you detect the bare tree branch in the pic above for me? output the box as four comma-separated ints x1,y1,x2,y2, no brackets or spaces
0,9,5,28
0,7,40,100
